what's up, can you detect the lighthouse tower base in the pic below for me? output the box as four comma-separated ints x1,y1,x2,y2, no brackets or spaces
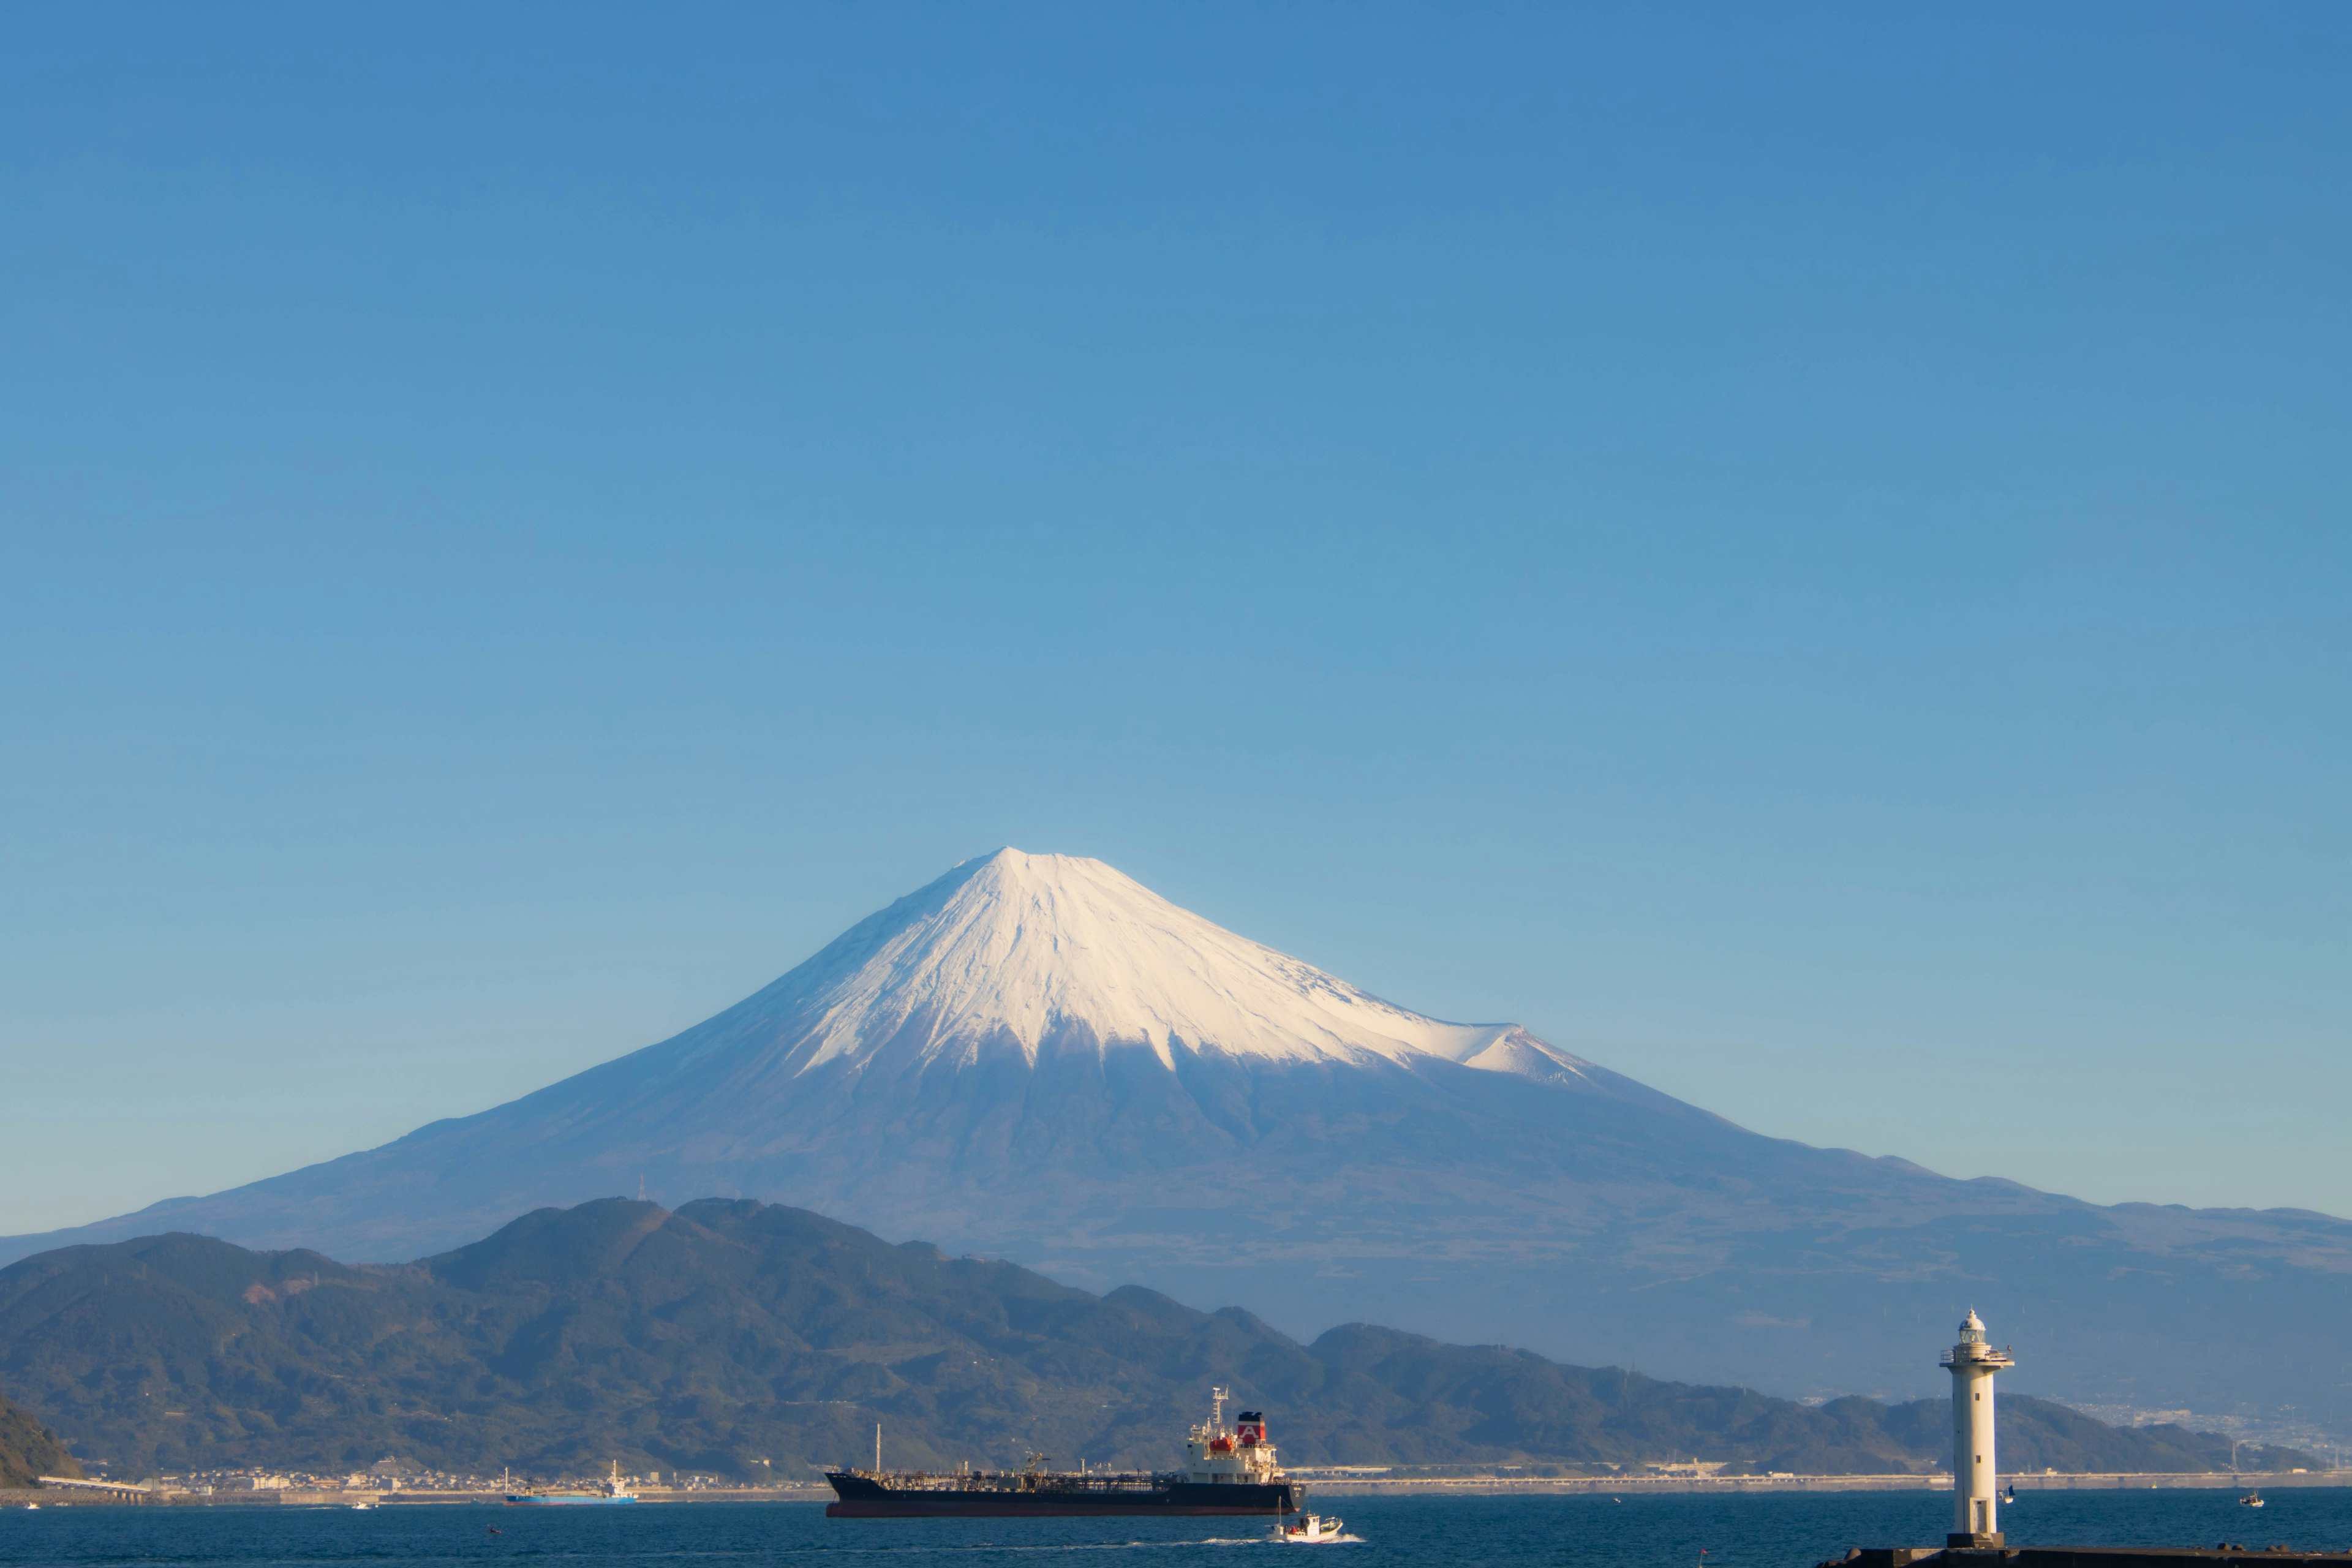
1835,1547,2352,1568
1947,1534,2005,1551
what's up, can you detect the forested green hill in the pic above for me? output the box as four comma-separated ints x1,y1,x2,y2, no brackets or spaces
0,1199,2312,1480
0,1388,82,1488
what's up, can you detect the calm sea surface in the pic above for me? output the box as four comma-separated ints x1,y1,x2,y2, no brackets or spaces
7,1491,2352,1568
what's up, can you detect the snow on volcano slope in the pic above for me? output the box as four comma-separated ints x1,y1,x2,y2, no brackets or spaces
7,847,1696,1267
715,848,1579,1077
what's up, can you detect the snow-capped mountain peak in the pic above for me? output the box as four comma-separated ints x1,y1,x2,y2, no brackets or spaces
726,848,1589,1081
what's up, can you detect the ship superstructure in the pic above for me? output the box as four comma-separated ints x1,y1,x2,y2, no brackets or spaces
825,1388,1301,1518
1181,1387,1283,1487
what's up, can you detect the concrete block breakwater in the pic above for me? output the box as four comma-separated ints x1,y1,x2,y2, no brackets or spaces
1843,1550,2352,1568
1300,1472,2349,1498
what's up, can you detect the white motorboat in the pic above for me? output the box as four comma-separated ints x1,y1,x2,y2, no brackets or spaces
1278,1512,1347,1542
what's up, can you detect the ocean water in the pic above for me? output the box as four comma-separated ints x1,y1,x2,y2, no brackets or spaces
5,1490,2351,1568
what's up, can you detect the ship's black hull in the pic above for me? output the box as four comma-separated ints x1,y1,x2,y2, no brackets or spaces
824,1472,1300,1518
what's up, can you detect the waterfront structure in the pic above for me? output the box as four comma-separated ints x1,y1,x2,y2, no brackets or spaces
1828,1311,2352,1568
1942,1310,2015,1546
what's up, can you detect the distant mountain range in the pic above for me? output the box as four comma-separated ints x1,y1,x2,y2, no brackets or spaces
6,850,2347,1428
0,1198,2312,1482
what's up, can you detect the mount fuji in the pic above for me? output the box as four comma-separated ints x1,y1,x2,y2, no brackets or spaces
12,850,2351,1425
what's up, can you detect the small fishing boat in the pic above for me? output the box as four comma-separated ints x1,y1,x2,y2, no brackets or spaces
1278,1512,1347,1542
2239,1491,2265,1509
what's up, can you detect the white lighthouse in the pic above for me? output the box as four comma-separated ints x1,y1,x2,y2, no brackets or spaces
1941,1310,2014,1547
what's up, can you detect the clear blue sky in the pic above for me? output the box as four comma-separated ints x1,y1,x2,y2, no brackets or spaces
4,4,2346,1238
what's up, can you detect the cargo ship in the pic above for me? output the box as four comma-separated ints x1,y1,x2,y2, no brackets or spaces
825,1389,1302,1518
506,1463,638,1506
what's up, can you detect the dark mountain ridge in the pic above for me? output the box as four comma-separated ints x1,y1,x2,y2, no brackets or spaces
0,1198,2309,1481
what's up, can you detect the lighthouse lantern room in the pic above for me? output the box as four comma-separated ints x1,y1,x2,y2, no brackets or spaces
1940,1310,2015,1548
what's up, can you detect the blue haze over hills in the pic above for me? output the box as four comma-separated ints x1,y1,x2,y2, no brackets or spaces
8,851,2348,1436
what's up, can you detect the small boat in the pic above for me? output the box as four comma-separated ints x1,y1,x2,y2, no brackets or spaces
2239,1491,2265,1508
1279,1512,1347,1542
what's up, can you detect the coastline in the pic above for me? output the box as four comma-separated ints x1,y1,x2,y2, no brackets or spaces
24,1472,2348,1506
